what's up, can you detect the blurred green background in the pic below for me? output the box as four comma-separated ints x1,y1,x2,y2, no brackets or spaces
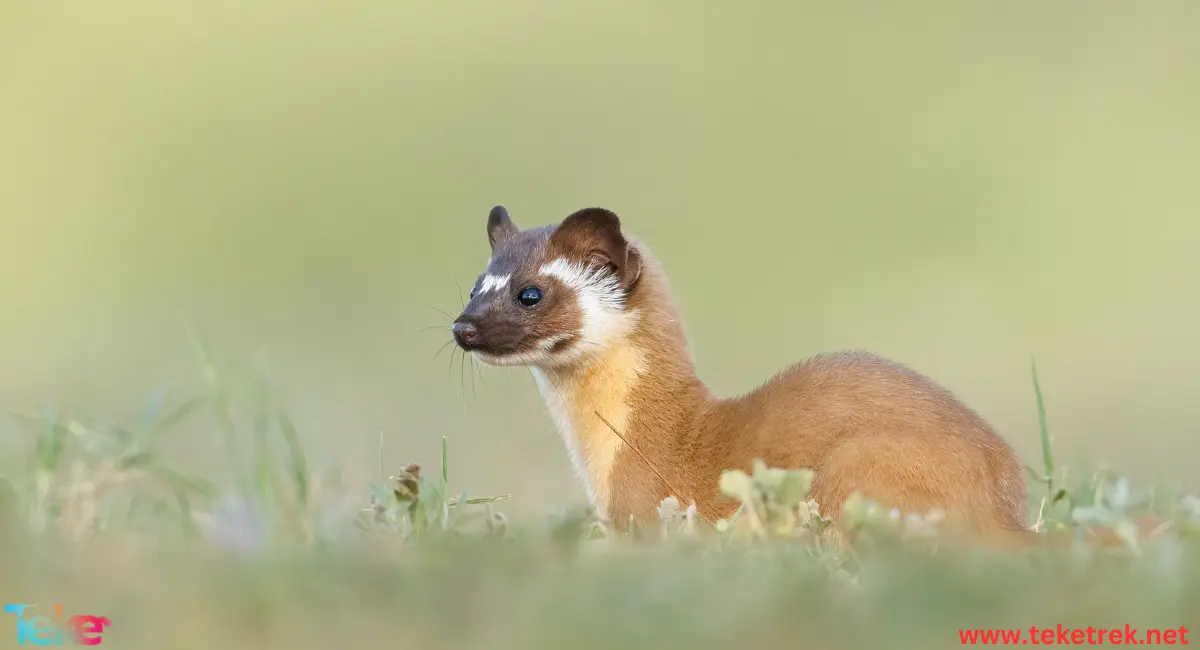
2,1,1198,522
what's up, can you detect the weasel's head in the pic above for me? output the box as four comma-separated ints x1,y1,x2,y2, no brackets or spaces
452,205,643,368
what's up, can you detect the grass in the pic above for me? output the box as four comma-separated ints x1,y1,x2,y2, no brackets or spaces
0,350,1196,650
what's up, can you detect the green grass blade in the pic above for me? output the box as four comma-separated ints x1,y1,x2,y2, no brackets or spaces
155,466,219,500
1030,357,1053,482
441,436,450,529
145,396,204,443
276,408,310,509
464,495,511,505
173,486,198,537
118,450,159,471
34,409,68,475
250,397,281,509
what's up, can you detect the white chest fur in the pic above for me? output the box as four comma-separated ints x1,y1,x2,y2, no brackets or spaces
530,346,646,519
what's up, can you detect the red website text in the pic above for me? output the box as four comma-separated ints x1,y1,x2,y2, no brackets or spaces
960,625,1189,645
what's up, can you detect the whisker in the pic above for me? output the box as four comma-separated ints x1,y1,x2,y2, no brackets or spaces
432,338,456,362
472,355,487,390
460,344,468,400
427,305,456,321
468,353,480,400
454,278,467,310
414,324,451,334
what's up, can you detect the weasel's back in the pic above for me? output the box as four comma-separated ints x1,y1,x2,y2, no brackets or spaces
703,350,1028,532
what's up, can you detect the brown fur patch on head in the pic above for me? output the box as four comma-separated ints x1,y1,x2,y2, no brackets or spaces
547,208,642,291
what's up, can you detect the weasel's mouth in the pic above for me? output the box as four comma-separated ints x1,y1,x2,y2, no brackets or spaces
452,329,578,368
452,335,532,365
452,335,517,357
469,349,536,367
469,337,583,369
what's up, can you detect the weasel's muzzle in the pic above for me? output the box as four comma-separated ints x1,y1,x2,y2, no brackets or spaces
451,318,479,348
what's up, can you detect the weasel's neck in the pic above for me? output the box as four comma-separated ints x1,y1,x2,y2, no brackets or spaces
531,252,710,518
531,344,648,518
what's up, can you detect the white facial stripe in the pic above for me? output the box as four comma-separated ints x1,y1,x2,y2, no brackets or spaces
539,259,624,310
479,273,511,295
539,258,632,354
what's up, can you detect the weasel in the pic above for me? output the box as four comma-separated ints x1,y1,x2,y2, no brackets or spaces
451,205,1030,541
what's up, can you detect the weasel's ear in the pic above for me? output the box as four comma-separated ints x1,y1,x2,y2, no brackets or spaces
550,207,642,290
487,205,519,249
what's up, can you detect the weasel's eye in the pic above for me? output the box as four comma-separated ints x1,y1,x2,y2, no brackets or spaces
517,286,542,307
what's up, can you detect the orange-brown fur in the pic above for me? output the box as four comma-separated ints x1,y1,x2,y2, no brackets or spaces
575,246,1030,537
455,207,1181,552
459,207,1036,543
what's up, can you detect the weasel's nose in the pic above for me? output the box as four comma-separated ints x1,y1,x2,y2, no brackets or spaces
451,320,478,347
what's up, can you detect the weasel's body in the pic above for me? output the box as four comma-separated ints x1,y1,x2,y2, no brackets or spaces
453,206,1028,539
